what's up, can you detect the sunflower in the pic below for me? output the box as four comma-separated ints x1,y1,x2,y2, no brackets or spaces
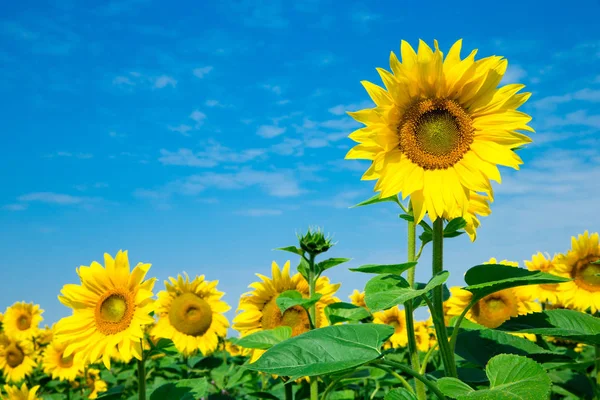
232,261,340,361
414,320,434,352
54,250,156,369
2,303,43,342
519,252,569,305
373,306,408,349
1,383,40,400
555,231,600,313
345,39,532,223
0,338,37,383
85,368,107,399
443,191,492,241
35,325,53,346
224,340,250,357
349,290,366,308
42,340,84,381
152,273,230,356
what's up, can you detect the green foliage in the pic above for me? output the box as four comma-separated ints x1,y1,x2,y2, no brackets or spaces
385,388,418,399
233,326,292,350
276,290,323,314
324,302,372,324
349,261,417,274
350,193,400,208
317,257,351,273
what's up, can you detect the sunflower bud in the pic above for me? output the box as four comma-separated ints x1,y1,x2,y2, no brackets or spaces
297,227,335,257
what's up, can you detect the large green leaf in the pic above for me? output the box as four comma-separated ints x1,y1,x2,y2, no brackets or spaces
385,388,418,400
317,257,351,273
498,309,600,345
438,354,551,399
325,302,371,324
149,378,208,400
349,262,417,274
455,328,573,367
234,326,292,350
276,290,322,313
350,194,400,208
245,324,393,379
463,264,570,299
365,271,449,311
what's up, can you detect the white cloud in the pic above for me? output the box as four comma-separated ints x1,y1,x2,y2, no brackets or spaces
236,208,283,217
158,142,266,167
108,131,127,138
320,118,361,131
205,99,221,107
112,75,135,86
2,203,27,211
257,124,286,138
168,124,193,136
193,66,213,79
45,152,93,159
533,88,600,111
311,190,364,209
277,99,290,105
154,75,177,88
501,64,527,84
18,192,85,205
189,110,207,128
270,138,304,156
328,100,373,115
542,110,600,129
262,84,282,95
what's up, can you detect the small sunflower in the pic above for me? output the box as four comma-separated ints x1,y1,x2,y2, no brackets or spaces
85,368,107,399
1,383,40,400
0,338,37,383
152,273,230,357
232,261,340,361
373,306,408,349
414,320,433,352
35,325,53,346
54,250,156,369
346,39,533,223
554,231,600,312
224,340,250,357
42,340,84,381
2,302,43,342
520,252,569,305
349,290,366,308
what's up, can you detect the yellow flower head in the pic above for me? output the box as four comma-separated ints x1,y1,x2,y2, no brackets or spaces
54,250,156,369
443,191,492,241
42,339,85,382
520,252,569,305
0,337,37,383
232,261,340,362
373,306,407,349
1,383,40,400
224,340,250,357
84,369,107,399
346,39,532,223
35,325,53,346
349,290,366,308
2,302,43,342
414,320,434,352
555,231,600,312
152,273,230,357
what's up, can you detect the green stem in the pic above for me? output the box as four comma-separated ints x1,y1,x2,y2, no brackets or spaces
431,218,457,378
285,381,293,400
595,345,600,386
419,342,439,375
405,212,427,400
137,353,146,400
370,364,415,394
448,299,476,355
376,359,446,400
308,253,319,400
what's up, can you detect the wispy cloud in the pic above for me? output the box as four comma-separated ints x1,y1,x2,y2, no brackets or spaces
328,101,373,115
262,84,282,95
257,124,286,138
44,152,93,159
193,66,214,79
2,203,28,211
168,125,193,136
16,192,96,207
112,71,177,90
154,75,177,89
190,110,207,127
235,208,283,217
533,88,600,111
159,141,266,167
501,64,527,84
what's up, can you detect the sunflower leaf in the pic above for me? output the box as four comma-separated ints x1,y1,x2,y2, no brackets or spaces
235,326,293,350
325,302,371,324
399,214,414,222
497,309,600,345
349,262,417,274
384,388,418,400
244,324,394,378
463,264,570,300
297,255,310,280
365,271,449,311
275,246,305,256
444,217,467,233
350,194,400,208
276,290,323,314
317,257,351,273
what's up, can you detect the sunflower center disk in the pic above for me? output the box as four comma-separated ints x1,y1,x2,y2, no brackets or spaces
472,293,514,328
169,293,213,336
59,353,74,368
399,99,474,170
95,291,135,335
388,319,404,334
100,295,128,322
261,299,310,337
17,315,31,331
5,344,24,368
575,258,600,291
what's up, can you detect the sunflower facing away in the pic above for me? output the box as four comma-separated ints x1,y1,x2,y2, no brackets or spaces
346,39,533,223
54,250,156,369
42,339,85,382
555,231,600,313
152,273,230,356
373,306,408,349
2,302,43,342
521,252,569,305
1,383,41,400
0,337,37,383
232,261,340,361
349,290,366,308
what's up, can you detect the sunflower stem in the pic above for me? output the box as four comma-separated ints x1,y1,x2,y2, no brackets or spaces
431,218,458,378
285,381,293,400
137,351,147,400
405,210,427,400
308,252,319,400
595,345,600,386
375,359,446,400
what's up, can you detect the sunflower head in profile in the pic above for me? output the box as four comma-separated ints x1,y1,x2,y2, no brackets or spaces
152,273,230,357
232,261,340,361
346,39,533,223
442,191,492,241
520,252,569,305
349,290,366,308
54,250,156,369
373,306,408,349
555,231,600,313
1,383,41,400
42,339,85,382
3,302,44,342
0,337,37,383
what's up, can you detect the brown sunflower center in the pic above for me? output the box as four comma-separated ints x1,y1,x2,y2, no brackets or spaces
388,319,404,334
471,290,517,328
16,314,31,331
95,290,135,335
399,98,474,170
261,298,310,337
59,353,74,368
573,257,600,292
168,293,213,336
5,343,24,368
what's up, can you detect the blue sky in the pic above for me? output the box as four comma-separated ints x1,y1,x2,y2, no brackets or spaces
1,0,600,328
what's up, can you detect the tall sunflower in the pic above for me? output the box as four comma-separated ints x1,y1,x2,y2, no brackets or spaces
0,338,37,383
555,231,600,313
1,383,40,400
349,290,366,308
42,340,84,381
373,306,408,349
2,302,43,342
346,39,532,223
54,250,156,369
520,252,569,305
232,261,340,361
152,273,230,356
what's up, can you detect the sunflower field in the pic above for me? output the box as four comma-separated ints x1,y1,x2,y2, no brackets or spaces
2,39,600,400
